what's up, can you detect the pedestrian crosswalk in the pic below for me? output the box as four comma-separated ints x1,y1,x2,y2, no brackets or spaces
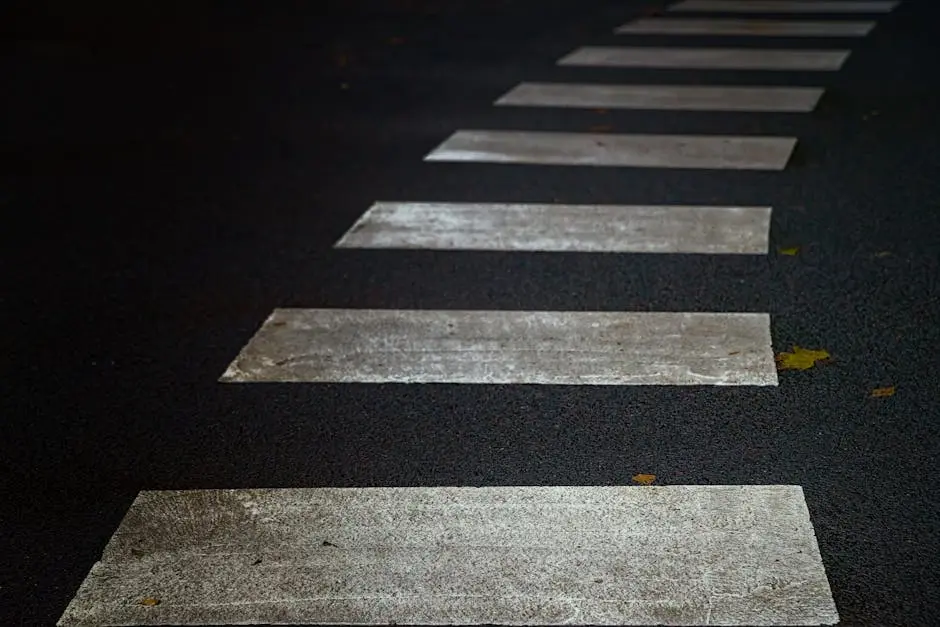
557,46,851,70
220,310,777,385
58,0,901,624
667,0,898,13
615,17,875,36
424,130,797,169
496,83,825,111
335,202,773,253
58,486,837,626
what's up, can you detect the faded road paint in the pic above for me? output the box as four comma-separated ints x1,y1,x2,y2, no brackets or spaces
335,202,772,254
558,46,850,71
58,485,839,626
219,309,778,385
616,18,874,36
424,130,796,170
669,0,897,13
496,83,824,112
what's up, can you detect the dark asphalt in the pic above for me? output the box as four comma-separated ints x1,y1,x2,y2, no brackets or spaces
3,0,939,624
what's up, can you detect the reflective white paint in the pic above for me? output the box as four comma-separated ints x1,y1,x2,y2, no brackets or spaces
335,202,772,254
669,0,898,13
558,46,850,71
616,17,874,36
424,130,796,170
57,485,839,626
219,309,778,385
496,82,823,112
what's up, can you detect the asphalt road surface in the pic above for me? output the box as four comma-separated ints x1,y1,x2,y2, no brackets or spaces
3,0,939,625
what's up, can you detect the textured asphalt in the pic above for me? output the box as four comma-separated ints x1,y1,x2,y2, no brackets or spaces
3,0,939,625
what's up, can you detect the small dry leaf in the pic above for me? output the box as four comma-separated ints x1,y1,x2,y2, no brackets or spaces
778,246,800,256
632,473,656,485
140,598,161,607
875,251,892,258
775,346,831,371
870,386,896,398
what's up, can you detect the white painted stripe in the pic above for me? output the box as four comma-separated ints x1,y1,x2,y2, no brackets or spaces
57,485,839,626
424,130,796,171
495,82,823,112
558,46,850,71
616,17,875,36
669,0,898,13
335,202,772,254
218,310,777,385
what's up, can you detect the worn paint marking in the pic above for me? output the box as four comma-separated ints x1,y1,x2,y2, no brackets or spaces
335,202,772,254
57,485,839,626
558,46,850,71
616,18,874,36
496,83,823,112
218,309,778,385
668,0,898,13
424,130,796,170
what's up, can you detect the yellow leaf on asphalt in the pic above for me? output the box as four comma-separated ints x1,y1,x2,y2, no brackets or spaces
775,346,830,371
140,598,161,607
778,246,800,255
871,386,896,397
632,473,656,485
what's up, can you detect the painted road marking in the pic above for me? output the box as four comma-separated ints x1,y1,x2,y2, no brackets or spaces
669,0,898,13
424,130,796,170
58,485,838,626
335,202,772,254
496,82,823,112
616,17,875,36
558,46,850,71
218,309,778,385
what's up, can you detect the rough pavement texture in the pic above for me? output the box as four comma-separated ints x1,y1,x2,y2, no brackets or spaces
3,0,939,624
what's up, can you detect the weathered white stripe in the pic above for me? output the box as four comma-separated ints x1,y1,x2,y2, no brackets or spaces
218,309,777,385
495,82,823,112
57,485,839,626
424,130,796,170
558,46,850,71
616,17,874,36
335,202,772,254
669,0,898,13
